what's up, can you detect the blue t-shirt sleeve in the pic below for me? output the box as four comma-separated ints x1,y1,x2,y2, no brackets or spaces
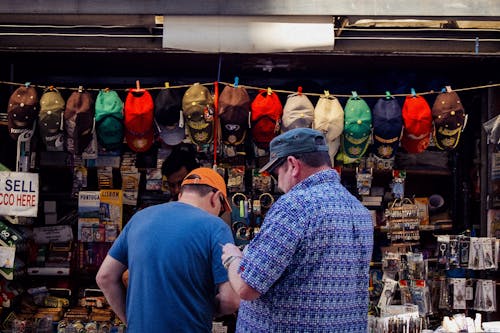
239,196,304,294
212,220,234,285
108,220,131,266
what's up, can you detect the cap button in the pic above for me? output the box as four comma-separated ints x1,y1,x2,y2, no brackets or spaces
357,120,362,125
451,111,455,116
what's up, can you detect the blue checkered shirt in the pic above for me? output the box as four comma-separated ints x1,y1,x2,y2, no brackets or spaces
236,169,373,332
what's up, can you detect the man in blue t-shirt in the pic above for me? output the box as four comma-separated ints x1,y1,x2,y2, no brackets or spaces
222,128,373,332
97,167,240,332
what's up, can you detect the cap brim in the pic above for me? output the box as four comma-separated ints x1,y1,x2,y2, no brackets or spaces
372,136,400,159
401,131,430,153
259,156,282,174
125,129,154,152
159,124,185,146
222,196,232,213
434,126,462,151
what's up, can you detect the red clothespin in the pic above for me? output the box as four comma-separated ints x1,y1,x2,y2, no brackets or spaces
297,86,303,96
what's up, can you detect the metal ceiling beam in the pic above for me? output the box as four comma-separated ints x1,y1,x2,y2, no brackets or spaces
0,14,155,26
0,0,499,18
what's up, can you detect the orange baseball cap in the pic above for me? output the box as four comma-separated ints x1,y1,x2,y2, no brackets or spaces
181,167,232,212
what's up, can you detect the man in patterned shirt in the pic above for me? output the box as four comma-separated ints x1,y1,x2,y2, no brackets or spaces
222,127,373,332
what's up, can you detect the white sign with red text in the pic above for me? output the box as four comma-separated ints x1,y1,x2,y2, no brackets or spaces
0,172,39,217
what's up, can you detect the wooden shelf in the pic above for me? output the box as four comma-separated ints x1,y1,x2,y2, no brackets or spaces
341,167,451,177
376,224,453,232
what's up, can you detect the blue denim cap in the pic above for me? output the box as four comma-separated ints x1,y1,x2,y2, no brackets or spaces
259,127,329,173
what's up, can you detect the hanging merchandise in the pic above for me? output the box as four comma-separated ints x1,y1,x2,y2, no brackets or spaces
313,91,344,164
401,91,433,154
95,89,124,152
431,87,467,151
182,83,214,146
251,169,272,193
227,166,246,193
384,197,420,245
391,170,406,199
371,92,402,166
39,86,66,152
250,88,283,149
154,88,185,146
218,83,251,146
7,83,39,141
337,91,372,164
356,167,373,196
281,87,314,132
64,88,95,155
124,83,155,153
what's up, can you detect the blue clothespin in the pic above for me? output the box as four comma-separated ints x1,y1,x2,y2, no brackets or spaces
351,91,359,99
233,76,239,88
411,88,416,97
24,82,30,87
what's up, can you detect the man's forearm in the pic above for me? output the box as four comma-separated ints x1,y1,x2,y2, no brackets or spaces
215,281,240,317
226,257,260,301
100,283,127,324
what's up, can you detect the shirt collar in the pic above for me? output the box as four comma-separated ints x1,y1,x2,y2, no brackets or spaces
289,168,339,193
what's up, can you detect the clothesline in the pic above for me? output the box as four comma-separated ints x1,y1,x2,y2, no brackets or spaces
0,80,498,99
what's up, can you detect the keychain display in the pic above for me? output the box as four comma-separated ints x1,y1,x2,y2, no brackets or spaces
459,235,470,267
384,197,420,245
438,277,450,310
434,277,497,313
378,278,398,309
452,278,467,310
407,252,426,280
398,279,413,305
382,252,400,281
409,280,431,315
468,237,498,270
437,235,450,268
474,279,497,312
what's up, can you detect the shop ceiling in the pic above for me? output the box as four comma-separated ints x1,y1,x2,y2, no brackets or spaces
0,0,498,76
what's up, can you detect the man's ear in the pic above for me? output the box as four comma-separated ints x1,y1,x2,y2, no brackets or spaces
288,156,301,177
209,190,219,209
